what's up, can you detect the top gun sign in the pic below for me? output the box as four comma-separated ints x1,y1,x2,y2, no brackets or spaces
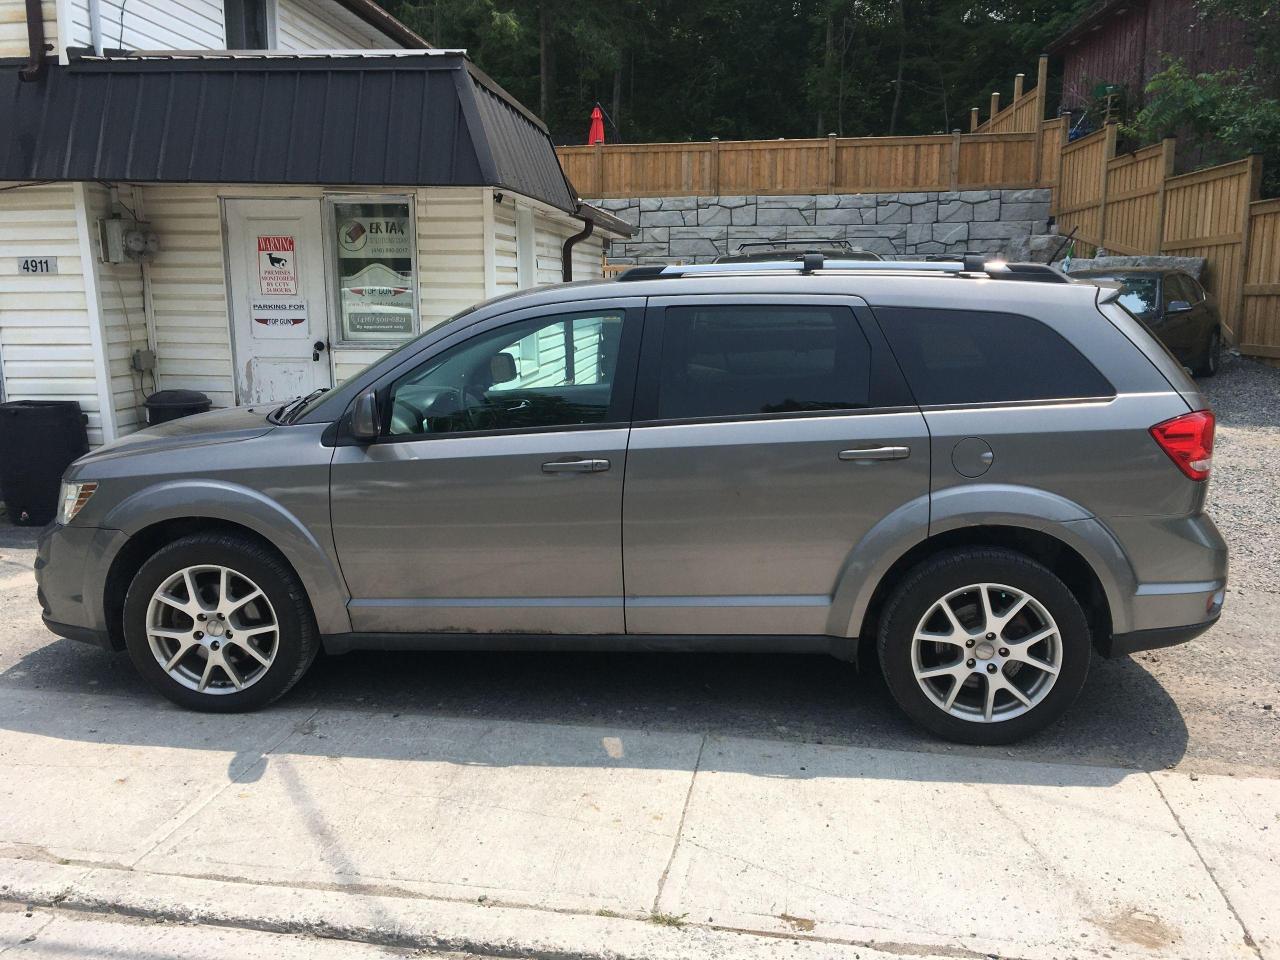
257,236,298,296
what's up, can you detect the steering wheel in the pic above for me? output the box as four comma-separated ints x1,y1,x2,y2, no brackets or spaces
460,383,489,430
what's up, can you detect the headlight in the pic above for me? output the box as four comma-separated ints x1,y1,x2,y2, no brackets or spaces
58,480,97,525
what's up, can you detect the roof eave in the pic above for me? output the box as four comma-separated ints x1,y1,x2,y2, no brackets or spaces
330,0,432,49
577,202,633,238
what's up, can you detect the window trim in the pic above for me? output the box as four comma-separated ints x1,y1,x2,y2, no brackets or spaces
365,304,643,444
632,294,914,426
324,193,421,349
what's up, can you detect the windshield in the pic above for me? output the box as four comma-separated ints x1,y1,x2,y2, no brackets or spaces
1080,274,1159,319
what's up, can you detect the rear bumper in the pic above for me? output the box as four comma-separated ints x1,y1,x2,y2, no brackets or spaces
1100,614,1219,658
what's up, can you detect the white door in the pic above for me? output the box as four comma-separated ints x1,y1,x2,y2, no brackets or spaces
224,199,332,405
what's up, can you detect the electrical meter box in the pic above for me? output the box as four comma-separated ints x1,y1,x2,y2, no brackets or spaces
97,218,159,264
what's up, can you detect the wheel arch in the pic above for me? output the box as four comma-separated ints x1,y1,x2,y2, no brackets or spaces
852,523,1122,660
100,482,351,649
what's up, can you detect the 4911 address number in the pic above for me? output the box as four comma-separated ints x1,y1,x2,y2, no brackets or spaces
17,257,58,274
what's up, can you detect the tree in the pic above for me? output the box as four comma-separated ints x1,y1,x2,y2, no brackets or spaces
384,0,1094,143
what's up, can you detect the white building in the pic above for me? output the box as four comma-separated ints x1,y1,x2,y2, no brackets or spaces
0,0,627,445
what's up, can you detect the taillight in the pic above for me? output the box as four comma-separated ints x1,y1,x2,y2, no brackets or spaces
1150,410,1215,481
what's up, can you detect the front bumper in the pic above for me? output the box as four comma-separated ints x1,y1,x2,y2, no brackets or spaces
34,522,128,649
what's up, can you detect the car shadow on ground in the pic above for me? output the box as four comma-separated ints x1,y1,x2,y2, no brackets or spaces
0,629,1190,787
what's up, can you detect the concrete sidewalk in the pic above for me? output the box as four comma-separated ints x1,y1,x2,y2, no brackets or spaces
0,686,1274,960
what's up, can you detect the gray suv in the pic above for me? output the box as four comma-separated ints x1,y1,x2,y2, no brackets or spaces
35,257,1226,744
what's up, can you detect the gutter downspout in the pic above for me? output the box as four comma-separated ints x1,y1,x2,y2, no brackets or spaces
20,0,47,81
561,218,594,282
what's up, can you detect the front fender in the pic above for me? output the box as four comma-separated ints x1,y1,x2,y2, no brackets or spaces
100,480,352,636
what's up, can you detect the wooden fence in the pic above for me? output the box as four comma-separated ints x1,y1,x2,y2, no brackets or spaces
558,131,1045,198
1052,123,1271,354
973,55,1050,136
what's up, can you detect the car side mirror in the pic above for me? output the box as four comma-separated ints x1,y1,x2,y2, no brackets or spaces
1167,300,1193,314
489,352,518,385
350,390,381,442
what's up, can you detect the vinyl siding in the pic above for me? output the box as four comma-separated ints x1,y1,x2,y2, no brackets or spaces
66,0,224,51
0,182,106,445
82,183,149,434
533,213,609,285
0,0,55,60
492,196,520,295
137,184,236,409
275,0,397,50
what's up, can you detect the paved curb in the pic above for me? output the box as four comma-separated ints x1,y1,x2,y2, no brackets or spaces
0,858,969,960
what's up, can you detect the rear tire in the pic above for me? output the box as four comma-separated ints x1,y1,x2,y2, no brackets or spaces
123,533,319,712
877,547,1091,745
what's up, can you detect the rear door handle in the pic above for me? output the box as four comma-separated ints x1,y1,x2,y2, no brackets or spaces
839,446,910,462
542,458,610,474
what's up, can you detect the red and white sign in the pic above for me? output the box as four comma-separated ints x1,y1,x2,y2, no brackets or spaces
257,236,298,295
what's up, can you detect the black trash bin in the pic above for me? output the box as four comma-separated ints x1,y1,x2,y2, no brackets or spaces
0,400,89,526
144,389,212,426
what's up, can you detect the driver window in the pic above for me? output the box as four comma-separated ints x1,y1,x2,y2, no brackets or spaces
387,309,626,437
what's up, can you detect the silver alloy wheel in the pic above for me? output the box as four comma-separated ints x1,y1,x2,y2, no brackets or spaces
910,582,1062,723
145,564,279,695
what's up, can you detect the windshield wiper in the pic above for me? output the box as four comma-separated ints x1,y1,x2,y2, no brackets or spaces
273,388,328,425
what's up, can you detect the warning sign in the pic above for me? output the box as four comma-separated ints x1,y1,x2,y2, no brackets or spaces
257,236,298,295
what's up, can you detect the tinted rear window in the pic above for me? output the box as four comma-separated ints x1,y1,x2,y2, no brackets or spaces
657,305,872,419
875,307,1114,405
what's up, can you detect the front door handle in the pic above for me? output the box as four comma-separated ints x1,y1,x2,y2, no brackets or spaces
839,446,910,462
542,458,610,474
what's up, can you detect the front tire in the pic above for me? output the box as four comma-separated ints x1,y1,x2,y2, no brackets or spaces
123,533,319,712
877,548,1091,744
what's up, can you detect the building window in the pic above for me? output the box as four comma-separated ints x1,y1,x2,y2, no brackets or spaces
225,0,271,48
327,197,420,345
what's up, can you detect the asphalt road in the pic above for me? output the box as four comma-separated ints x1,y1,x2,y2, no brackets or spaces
1,356,1276,779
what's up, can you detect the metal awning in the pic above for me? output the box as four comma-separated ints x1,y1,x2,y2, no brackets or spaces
0,51,580,213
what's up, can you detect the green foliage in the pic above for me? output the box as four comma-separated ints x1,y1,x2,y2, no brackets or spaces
1123,58,1280,193
1194,0,1280,82
384,0,1091,143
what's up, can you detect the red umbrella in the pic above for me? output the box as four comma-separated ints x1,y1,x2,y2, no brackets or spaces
587,105,605,145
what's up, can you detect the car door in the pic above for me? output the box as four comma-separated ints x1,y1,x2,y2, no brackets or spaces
621,294,930,636
1160,273,1198,362
1177,274,1216,355
330,299,643,635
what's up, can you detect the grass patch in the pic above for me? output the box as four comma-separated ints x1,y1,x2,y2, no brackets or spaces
649,912,688,928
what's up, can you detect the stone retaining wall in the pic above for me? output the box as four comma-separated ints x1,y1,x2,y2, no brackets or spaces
595,189,1052,263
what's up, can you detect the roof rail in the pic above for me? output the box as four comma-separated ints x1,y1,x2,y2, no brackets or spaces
615,255,1068,283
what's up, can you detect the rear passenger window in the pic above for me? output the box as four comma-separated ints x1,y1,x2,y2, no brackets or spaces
875,307,1114,406
656,305,872,419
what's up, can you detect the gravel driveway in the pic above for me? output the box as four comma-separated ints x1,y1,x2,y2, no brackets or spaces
1201,353,1280,596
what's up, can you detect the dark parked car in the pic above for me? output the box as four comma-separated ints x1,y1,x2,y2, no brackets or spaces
715,239,883,263
1069,268,1222,376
